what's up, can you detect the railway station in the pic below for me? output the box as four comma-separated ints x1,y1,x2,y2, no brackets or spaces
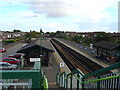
1,0,120,89
1,37,120,89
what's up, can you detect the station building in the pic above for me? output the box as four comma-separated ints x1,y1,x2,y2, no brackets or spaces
94,41,120,62
16,38,54,66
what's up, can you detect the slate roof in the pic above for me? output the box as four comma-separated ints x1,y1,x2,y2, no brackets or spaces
17,38,54,52
94,41,120,50
36,39,54,51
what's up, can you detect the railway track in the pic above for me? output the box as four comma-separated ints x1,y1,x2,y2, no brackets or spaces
51,39,76,71
51,38,106,74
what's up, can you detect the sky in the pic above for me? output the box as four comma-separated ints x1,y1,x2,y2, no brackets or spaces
0,0,119,32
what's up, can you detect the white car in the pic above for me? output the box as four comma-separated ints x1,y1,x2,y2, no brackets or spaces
0,48,6,53
0,62,18,70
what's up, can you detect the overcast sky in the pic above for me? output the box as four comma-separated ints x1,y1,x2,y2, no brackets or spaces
0,0,119,32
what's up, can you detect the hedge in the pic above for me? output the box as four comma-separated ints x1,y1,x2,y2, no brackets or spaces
2,37,25,44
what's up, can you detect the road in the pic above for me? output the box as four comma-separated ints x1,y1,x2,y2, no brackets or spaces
0,43,27,61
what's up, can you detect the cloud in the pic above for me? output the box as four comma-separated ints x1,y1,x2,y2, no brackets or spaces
8,23,15,26
41,23,78,32
0,0,22,5
9,11,40,18
1,0,119,19
23,0,67,18
0,0,119,32
21,0,119,19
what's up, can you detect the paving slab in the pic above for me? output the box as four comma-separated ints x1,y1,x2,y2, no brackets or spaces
42,52,59,88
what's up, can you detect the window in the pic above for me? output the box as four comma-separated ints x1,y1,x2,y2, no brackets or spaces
2,64,7,67
9,59,15,61
3,59,9,61
6,63,11,66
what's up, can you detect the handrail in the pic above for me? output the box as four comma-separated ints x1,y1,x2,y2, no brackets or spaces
80,75,120,84
57,62,120,78
0,82,32,86
83,62,120,78
67,68,84,77
60,72,120,84
60,72,66,76
56,62,120,89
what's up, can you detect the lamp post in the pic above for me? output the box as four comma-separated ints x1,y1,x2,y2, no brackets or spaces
40,34,42,56
39,29,43,71
40,30,44,58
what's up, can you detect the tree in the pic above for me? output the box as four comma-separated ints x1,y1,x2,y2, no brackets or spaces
95,32,111,42
25,31,39,38
13,29,21,32
40,29,43,34
49,32,56,37
46,32,50,34
83,38,93,45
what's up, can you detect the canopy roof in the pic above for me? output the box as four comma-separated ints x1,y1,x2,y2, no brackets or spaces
17,39,54,53
94,41,120,50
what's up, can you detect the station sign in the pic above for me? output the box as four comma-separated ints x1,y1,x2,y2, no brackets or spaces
30,58,41,62
60,62,64,67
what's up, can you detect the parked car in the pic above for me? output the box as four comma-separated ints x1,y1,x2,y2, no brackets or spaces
0,62,18,70
8,53,25,59
2,57,20,65
0,48,6,53
8,53,26,66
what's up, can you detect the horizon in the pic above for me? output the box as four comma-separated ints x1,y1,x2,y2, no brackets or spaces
1,30,119,33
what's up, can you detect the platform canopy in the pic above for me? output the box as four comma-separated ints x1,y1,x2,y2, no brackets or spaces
17,39,54,53
94,41,120,62
94,41,120,50
16,39,54,66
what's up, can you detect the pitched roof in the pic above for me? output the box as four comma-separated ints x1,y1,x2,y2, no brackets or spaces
17,38,54,52
36,39,54,51
94,41,120,50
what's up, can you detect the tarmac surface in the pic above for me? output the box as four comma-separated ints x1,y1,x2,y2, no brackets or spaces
42,53,59,88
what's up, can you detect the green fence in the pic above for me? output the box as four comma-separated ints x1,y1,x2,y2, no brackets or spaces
56,62,120,90
0,61,48,89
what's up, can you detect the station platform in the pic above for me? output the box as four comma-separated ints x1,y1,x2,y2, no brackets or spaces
42,39,71,88
54,38,119,73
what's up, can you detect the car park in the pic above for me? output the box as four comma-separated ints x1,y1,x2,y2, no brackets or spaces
2,57,20,65
0,48,6,53
8,53,25,59
0,62,18,70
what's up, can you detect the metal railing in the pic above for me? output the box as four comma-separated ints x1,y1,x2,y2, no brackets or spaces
1,80,32,90
0,61,49,89
56,62,120,90
0,79,14,89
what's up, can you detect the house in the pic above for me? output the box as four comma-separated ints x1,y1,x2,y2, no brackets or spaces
1,31,26,40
